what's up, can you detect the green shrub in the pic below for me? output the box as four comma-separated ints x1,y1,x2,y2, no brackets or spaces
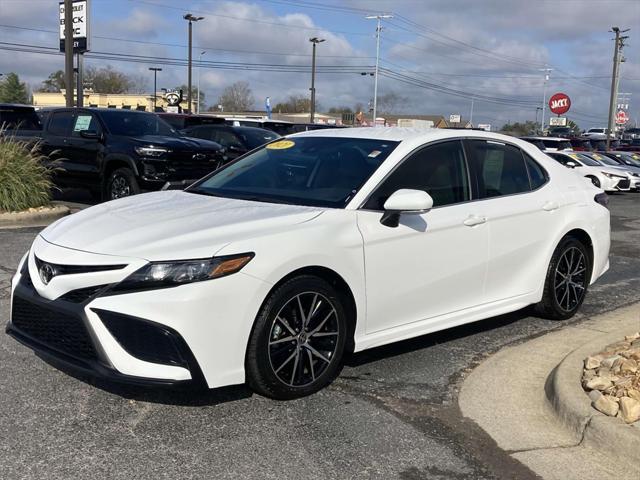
0,133,53,212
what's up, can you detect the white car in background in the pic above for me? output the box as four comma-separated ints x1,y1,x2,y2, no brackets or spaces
8,129,610,399
582,128,615,140
546,151,630,191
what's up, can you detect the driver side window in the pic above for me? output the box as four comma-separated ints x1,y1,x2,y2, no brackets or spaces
363,140,470,210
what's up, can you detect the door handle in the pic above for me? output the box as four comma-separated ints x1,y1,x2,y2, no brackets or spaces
463,215,487,227
542,201,559,211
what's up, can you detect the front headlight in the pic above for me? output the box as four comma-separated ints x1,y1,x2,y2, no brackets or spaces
135,146,170,158
109,253,254,294
601,172,625,179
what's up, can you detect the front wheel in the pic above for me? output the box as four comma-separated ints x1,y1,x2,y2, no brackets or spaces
534,237,592,320
586,175,600,188
245,275,348,399
106,167,140,200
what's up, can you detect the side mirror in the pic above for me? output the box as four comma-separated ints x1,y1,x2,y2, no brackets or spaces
565,161,578,168
80,129,100,140
380,189,433,228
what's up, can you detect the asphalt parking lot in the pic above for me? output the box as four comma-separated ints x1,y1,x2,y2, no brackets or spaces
1,193,639,480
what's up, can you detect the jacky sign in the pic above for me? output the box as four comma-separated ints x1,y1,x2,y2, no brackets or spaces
548,93,571,115
59,0,90,53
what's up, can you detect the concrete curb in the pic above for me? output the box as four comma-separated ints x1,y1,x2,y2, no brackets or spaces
0,205,70,229
545,324,640,458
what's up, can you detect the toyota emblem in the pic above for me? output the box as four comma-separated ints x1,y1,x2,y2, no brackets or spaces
39,263,56,285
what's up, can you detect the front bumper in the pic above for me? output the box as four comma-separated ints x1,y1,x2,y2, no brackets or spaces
7,236,272,389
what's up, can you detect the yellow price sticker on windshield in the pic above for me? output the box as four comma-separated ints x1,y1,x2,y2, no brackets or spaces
266,140,295,150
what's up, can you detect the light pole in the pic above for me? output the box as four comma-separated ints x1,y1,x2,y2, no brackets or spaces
183,13,204,114
197,51,205,114
539,67,552,134
149,67,162,112
309,37,325,123
366,14,393,126
469,97,475,126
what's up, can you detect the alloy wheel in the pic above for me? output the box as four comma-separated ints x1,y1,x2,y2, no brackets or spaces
110,175,131,199
554,246,587,312
268,291,340,387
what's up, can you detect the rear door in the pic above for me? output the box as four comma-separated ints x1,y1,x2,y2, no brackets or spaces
464,139,562,302
42,110,75,185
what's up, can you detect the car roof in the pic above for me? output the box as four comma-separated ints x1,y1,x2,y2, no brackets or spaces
521,136,569,141
288,127,539,147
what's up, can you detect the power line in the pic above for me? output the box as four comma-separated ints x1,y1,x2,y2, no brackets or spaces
0,24,373,60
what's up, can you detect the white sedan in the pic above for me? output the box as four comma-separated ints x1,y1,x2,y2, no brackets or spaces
8,129,610,399
546,151,630,192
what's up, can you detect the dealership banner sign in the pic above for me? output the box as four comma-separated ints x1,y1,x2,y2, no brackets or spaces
59,0,90,53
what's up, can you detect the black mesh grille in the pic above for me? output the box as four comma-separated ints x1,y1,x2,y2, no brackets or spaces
11,297,97,360
618,178,631,189
58,285,108,303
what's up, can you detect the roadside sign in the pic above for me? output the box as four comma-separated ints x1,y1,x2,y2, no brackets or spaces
59,0,90,53
615,110,629,125
449,114,461,123
549,117,567,126
477,123,491,131
548,93,571,115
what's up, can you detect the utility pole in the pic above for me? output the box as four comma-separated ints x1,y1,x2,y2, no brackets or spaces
366,14,393,127
606,27,629,150
64,0,74,107
76,53,84,107
469,97,475,126
309,37,325,123
197,51,205,114
149,67,162,111
183,13,204,114
539,67,552,134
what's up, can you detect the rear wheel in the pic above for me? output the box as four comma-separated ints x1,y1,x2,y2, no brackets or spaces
106,167,140,200
245,275,347,399
534,237,591,320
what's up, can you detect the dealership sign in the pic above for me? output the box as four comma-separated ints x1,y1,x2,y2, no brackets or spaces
548,93,571,115
59,0,90,53
616,110,629,125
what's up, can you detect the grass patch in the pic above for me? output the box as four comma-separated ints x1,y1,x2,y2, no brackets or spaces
0,132,54,212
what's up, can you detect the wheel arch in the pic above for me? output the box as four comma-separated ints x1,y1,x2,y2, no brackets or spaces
254,265,358,354
563,228,594,270
102,155,139,178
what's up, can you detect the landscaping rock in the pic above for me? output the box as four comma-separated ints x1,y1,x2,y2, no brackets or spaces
593,394,619,416
619,397,640,424
584,355,602,369
583,332,640,425
585,376,613,391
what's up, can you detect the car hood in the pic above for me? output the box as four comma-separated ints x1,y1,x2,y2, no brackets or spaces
130,135,222,151
41,191,324,260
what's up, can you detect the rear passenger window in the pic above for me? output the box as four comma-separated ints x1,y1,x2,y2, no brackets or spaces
524,154,548,190
364,140,470,210
48,111,74,136
467,141,530,198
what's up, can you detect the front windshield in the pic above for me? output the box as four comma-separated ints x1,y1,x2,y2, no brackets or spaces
99,110,176,136
621,154,640,167
574,153,602,166
189,136,399,208
589,153,619,166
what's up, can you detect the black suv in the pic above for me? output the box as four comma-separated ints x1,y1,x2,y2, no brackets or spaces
24,108,224,201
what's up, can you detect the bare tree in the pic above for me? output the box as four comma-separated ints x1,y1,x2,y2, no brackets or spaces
217,81,255,112
376,91,408,115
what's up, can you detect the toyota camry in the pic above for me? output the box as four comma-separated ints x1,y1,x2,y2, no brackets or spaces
7,128,610,399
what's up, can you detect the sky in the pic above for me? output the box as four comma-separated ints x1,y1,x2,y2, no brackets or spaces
0,0,638,129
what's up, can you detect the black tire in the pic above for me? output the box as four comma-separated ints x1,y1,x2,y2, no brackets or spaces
106,167,140,200
245,275,348,400
586,176,600,188
534,236,592,320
